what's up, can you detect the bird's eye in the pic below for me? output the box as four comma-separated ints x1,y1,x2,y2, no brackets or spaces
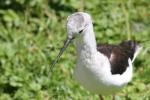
79,30,83,34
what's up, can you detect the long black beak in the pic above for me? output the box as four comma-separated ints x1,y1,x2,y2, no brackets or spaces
50,38,73,72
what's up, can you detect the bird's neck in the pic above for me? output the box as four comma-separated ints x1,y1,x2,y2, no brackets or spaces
74,23,97,58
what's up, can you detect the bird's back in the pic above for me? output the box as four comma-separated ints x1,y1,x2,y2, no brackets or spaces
97,40,139,75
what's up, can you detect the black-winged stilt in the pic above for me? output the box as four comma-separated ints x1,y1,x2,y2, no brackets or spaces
51,12,142,100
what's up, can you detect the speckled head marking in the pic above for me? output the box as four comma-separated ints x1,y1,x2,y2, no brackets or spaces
67,12,91,39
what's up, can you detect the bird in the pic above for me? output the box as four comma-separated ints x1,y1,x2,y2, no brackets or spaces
51,12,142,100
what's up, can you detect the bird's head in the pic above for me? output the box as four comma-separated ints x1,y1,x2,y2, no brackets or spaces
66,12,92,39
50,12,92,71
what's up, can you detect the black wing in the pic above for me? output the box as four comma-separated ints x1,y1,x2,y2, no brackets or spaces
97,40,137,75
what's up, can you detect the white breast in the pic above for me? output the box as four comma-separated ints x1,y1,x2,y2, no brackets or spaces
73,51,133,95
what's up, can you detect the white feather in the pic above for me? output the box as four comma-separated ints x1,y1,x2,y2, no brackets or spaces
67,12,136,95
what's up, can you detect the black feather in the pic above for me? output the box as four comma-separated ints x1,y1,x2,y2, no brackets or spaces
97,40,138,75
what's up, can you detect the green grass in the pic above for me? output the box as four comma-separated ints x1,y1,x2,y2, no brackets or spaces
0,0,150,100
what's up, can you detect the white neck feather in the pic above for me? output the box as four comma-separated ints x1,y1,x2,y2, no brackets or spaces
74,23,97,58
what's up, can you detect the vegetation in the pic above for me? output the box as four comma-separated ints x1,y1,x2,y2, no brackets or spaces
0,0,150,99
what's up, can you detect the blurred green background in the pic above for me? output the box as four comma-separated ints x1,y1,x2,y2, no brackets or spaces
0,0,150,100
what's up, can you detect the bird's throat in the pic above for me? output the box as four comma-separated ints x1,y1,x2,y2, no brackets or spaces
74,24,97,59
